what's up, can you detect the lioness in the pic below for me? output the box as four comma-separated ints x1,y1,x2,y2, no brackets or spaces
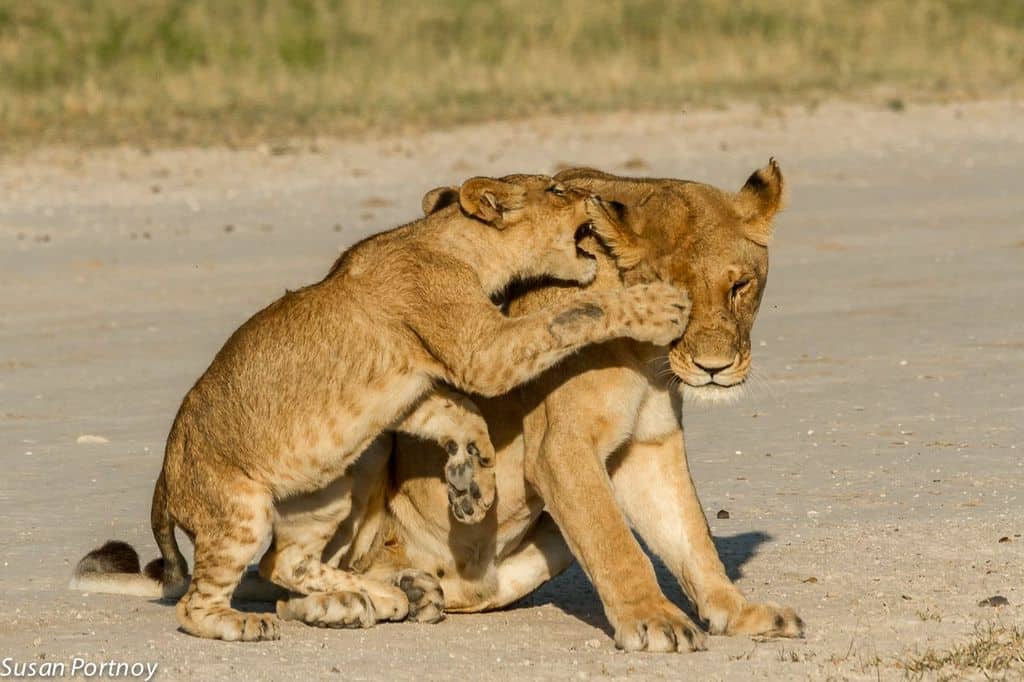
73,174,691,642
278,160,805,652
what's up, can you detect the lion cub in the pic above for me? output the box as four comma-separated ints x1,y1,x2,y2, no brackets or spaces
142,174,689,641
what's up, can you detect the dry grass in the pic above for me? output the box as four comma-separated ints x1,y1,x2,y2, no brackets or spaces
1,0,1023,149
894,623,1024,681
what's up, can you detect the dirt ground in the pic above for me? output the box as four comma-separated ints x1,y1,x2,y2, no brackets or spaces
1,100,1022,681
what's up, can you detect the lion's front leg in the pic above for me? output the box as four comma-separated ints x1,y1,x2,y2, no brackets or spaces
608,430,804,639
525,416,707,653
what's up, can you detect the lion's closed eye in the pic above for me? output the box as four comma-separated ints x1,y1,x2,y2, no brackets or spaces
731,279,752,299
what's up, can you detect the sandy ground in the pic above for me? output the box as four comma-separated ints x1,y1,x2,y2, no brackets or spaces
1,100,1022,681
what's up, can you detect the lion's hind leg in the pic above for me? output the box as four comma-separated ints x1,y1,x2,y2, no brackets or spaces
276,590,376,629
390,569,445,623
278,569,444,628
445,512,574,613
396,386,497,524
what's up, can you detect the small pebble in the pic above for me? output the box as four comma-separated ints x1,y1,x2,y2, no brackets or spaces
76,435,110,444
977,595,1009,607
716,509,730,519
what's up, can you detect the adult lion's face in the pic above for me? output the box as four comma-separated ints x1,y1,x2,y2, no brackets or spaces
558,160,784,401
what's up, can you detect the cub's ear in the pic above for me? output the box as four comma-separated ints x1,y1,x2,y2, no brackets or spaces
736,157,785,246
585,197,647,269
458,177,526,228
422,186,459,215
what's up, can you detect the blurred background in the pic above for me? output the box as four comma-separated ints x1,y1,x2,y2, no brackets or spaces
2,4,1023,679
2,0,1022,148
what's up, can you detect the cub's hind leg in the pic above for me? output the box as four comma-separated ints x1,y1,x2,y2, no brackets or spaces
259,480,409,625
173,470,278,641
396,386,496,524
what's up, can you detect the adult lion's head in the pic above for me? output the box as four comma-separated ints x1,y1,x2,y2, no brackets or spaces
557,160,785,402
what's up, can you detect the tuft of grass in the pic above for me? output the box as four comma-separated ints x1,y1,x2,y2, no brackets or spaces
895,623,1024,681
1,0,1023,149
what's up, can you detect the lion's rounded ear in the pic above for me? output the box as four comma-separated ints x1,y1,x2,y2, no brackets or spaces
422,186,459,215
737,157,785,246
554,167,619,184
458,177,526,228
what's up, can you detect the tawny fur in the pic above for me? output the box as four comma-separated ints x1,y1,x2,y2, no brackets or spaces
278,161,805,652
73,173,691,642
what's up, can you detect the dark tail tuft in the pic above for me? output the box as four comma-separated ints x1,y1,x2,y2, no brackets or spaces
69,539,172,598
75,540,142,577
143,557,168,582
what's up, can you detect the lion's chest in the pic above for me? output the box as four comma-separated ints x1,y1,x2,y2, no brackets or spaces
631,385,680,443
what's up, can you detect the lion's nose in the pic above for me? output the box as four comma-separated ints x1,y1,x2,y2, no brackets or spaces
693,356,734,376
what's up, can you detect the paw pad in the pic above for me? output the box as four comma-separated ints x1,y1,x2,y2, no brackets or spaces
444,439,496,524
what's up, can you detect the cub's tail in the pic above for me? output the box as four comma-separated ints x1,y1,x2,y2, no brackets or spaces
69,471,189,599
69,540,181,598
69,469,283,602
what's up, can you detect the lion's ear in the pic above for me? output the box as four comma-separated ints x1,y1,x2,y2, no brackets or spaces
422,186,459,215
585,198,647,269
458,177,526,228
554,167,620,184
736,158,785,246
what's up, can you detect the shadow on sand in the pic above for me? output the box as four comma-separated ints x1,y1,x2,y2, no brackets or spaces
505,531,773,635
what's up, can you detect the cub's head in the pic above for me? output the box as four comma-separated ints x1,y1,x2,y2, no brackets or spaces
422,174,604,285
557,160,785,402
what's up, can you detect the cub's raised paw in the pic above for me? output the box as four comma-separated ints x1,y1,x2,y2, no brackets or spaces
393,569,445,623
444,437,496,524
619,283,691,347
276,590,376,629
611,598,707,653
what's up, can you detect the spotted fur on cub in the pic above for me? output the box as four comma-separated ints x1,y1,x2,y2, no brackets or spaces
71,173,690,641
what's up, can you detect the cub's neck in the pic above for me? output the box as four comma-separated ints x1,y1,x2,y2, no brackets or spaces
427,208,535,297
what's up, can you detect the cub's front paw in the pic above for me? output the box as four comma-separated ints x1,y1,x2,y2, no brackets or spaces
444,437,496,524
393,569,445,623
611,598,707,653
619,283,690,347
